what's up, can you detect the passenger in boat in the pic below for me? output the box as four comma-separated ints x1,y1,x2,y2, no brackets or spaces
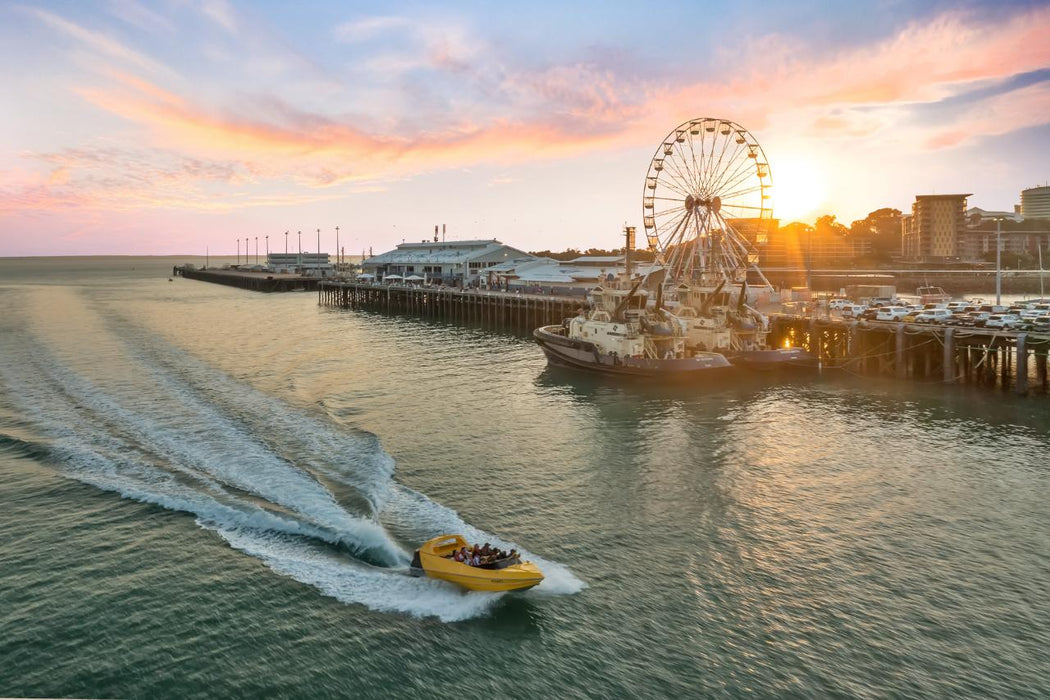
480,543,492,557
453,548,465,563
507,549,520,564
471,552,481,566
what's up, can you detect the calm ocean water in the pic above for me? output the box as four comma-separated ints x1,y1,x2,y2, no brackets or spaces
1,256,1047,698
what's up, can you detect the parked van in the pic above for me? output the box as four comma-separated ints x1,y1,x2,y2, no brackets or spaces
914,309,952,324
876,306,910,321
840,304,869,319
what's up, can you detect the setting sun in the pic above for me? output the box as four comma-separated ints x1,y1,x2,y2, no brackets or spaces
771,156,828,222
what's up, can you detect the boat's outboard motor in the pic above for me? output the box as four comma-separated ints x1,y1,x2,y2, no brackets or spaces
408,550,424,576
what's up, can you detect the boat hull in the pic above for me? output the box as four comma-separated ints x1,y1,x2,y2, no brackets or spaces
534,325,733,378
412,535,544,593
728,347,818,371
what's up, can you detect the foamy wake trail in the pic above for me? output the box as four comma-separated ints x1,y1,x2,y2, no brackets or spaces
215,528,504,622
100,313,396,511
382,485,587,596
0,302,585,619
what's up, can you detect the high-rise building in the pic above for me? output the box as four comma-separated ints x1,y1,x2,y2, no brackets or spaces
1020,186,1050,219
901,194,970,261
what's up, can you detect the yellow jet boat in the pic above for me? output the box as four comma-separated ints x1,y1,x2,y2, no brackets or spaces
409,534,544,592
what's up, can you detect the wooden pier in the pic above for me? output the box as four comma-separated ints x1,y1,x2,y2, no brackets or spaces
318,281,584,333
769,317,1050,394
175,266,321,292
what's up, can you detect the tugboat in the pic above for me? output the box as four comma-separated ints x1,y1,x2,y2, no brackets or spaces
409,535,544,592
533,276,733,378
669,280,815,370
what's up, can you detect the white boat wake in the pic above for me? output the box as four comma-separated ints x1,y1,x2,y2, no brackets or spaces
0,287,584,620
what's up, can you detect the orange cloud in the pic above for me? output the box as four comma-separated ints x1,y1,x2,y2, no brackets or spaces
9,3,1050,222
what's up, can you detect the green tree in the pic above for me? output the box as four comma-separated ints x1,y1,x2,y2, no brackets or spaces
849,207,902,262
814,214,849,238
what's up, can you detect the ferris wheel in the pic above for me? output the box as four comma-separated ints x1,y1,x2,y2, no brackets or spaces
641,117,773,289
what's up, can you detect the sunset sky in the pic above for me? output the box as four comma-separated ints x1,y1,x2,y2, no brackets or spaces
2,0,1049,256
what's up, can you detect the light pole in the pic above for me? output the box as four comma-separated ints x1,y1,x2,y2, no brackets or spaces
265,234,269,257
996,217,1002,306
255,236,258,264
284,230,288,255
336,226,340,265
298,230,302,273
236,238,240,265
317,228,321,266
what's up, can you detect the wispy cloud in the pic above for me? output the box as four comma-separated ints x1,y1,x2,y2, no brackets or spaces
106,0,176,35
199,0,237,33
333,16,410,43
7,2,1050,224
25,6,167,74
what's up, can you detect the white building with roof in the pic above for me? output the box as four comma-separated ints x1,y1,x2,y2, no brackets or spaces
266,252,332,274
361,239,533,286
486,255,662,296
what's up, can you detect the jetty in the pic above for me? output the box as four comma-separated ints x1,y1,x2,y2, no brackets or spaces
174,266,321,292
176,267,1049,396
318,281,582,333
769,317,1050,394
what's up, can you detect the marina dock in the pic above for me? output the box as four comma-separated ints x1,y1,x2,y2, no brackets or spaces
769,317,1050,394
178,269,1050,396
318,281,583,333
174,266,322,292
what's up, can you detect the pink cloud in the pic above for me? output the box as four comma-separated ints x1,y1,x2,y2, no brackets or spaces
7,3,1050,227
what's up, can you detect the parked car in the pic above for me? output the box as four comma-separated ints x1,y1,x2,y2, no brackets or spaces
969,312,994,327
914,309,953,324
984,314,1022,329
868,297,894,308
828,298,853,310
859,308,880,320
876,306,911,321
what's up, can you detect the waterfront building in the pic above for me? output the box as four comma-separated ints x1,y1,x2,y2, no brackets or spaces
1021,186,1050,219
265,252,332,274
960,210,1050,260
967,207,1024,225
481,255,664,296
362,239,532,286
901,194,970,262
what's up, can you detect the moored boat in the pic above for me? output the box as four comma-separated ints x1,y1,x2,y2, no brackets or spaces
917,285,951,305
533,281,733,378
409,535,544,592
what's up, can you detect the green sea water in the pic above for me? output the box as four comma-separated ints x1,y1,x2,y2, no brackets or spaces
0,257,1048,698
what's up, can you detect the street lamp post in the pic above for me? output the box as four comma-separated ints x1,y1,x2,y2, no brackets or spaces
284,231,288,255
265,234,269,257
255,236,258,264
996,218,1002,306
236,238,240,265
336,226,340,265
317,228,321,266
298,230,302,273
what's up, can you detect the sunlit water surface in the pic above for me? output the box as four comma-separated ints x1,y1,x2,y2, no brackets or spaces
0,257,1047,698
